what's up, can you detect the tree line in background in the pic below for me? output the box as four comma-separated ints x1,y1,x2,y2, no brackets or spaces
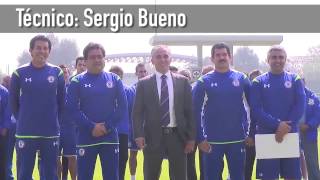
303,45,320,94
201,46,320,94
232,45,320,94
0,33,79,83
17,33,79,70
1,35,319,94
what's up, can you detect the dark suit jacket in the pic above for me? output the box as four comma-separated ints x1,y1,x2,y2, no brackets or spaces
133,73,195,150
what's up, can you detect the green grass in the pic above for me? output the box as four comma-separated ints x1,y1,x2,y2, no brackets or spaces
11,134,320,179
12,149,229,180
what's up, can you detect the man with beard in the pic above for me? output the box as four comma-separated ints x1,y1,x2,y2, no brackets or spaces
193,43,250,180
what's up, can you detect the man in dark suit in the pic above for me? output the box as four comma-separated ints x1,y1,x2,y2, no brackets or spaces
133,45,195,180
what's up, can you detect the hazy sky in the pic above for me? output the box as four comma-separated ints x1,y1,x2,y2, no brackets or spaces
1,0,320,74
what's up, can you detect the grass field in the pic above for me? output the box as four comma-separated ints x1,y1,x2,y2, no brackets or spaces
11,149,229,180
10,134,320,180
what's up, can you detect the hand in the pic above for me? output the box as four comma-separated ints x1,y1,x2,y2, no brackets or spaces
184,140,195,154
299,123,309,133
245,137,255,147
275,121,291,143
92,123,107,137
198,140,212,153
0,128,7,136
135,137,145,149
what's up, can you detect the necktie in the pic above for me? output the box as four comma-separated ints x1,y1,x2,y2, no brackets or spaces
160,75,170,126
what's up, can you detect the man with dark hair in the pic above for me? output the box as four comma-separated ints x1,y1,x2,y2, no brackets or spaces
193,43,250,180
135,63,147,75
56,65,77,180
169,65,178,73
82,43,106,60
59,57,86,180
109,65,124,79
201,65,215,75
177,68,197,180
251,45,305,180
178,69,192,82
67,43,127,180
75,57,86,75
2,76,11,89
29,35,52,52
133,45,195,180
57,59,84,180
196,65,215,180
10,35,65,180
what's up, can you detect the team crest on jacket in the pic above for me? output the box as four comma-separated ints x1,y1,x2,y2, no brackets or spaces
47,76,55,83
78,148,85,156
284,81,292,88
308,98,315,106
106,81,113,88
18,140,25,149
232,79,240,87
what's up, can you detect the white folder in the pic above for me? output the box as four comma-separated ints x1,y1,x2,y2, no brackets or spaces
255,133,300,159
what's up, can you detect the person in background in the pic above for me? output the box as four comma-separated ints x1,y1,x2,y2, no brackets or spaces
60,56,87,179
201,65,215,76
57,65,77,180
198,65,215,180
244,69,262,180
299,78,320,180
179,69,197,180
0,80,10,178
128,63,148,180
73,56,86,76
169,65,178,73
178,69,192,82
109,65,133,180
2,75,16,180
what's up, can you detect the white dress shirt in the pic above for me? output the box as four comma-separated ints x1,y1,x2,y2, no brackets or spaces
155,71,177,127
